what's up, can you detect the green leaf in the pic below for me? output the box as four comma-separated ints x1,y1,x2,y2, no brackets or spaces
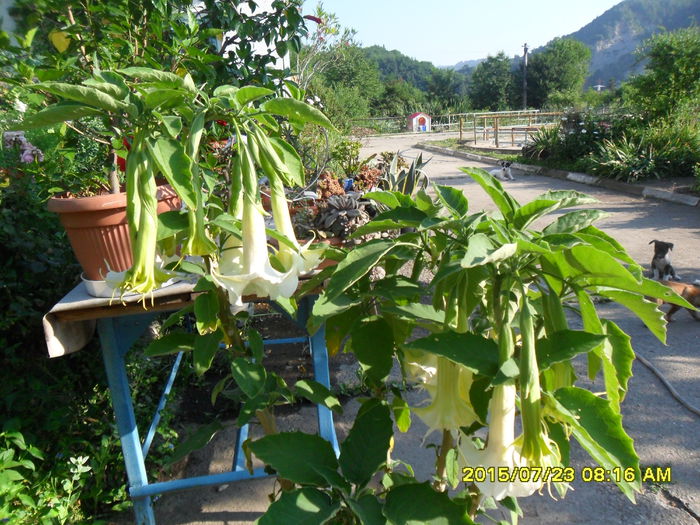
381,303,445,325
596,289,666,343
194,291,219,335
147,137,197,210
118,67,195,92
551,387,641,501
536,330,607,370
269,136,305,187
339,401,393,486
166,421,224,465
230,358,267,398
294,380,342,413
15,103,102,130
602,320,635,407
213,84,239,97
309,293,362,335
511,198,559,229
248,328,265,363
459,167,519,220
161,304,194,330
157,210,189,240
322,239,399,301
461,233,517,269
384,482,474,524
33,82,128,112
257,488,340,525
249,432,339,485
445,448,460,489
391,393,411,433
435,185,468,217
542,209,608,235
263,97,335,130
145,332,195,356
403,332,499,378
193,330,222,376
160,115,183,139
235,85,274,105
351,318,395,384
142,88,186,110
347,495,386,525
324,306,361,356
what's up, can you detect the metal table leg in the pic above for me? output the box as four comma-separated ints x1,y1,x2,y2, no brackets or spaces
98,315,157,525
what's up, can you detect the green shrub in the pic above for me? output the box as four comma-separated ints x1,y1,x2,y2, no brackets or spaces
586,135,658,182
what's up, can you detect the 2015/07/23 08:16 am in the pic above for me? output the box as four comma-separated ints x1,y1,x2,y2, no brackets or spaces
461,466,672,484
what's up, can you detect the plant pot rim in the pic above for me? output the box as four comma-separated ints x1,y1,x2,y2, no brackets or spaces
47,184,178,213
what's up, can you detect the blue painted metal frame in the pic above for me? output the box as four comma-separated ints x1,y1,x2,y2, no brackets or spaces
96,294,338,525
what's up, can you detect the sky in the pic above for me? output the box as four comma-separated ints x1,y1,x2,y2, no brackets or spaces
301,0,623,67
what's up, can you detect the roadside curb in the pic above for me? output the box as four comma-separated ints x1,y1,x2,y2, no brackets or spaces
415,142,700,208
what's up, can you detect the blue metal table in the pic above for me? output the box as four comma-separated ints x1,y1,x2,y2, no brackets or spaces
45,284,338,525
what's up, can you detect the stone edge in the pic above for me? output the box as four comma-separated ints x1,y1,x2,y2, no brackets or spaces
415,142,700,207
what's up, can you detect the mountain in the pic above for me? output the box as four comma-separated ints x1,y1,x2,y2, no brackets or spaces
565,0,700,86
362,45,446,91
449,0,700,87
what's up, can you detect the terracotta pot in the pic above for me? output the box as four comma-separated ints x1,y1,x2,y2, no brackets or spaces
47,185,180,280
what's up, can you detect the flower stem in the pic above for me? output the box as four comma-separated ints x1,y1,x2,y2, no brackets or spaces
434,429,454,492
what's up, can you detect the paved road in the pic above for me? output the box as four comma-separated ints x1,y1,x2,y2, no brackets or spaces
361,133,700,524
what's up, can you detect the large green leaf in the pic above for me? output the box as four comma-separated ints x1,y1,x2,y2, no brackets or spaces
461,233,517,268
309,293,362,334
551,388,641,501
166,421,223,465
403,332,499,378
193,330,222,376
350,318,395,384
324,305,362,356
339,401,393,486
249,432,339,486
601,320,635,407
194,290,219,335
512,198,559,229
145,332,195,356
322,239,399,301
536,330,607,370
147,137,197,210
294,380,342,413
257,488,340,525
83,72,129,100
263,97,335,130
230,358,267,399
596,289,666,343
33,82,129,112
347,495,386,525
117,67,195,92
269,136,305,187
16,103,102,130
435,185,468,217
235,85,274,105
542,209,608,235
380,303,446,325
459,167,519,220
384,482,474,525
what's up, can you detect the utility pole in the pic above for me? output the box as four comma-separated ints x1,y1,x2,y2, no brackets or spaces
522,43,529,109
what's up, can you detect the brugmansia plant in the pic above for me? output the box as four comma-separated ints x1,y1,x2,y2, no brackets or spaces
246,169,691,523
17,65,692,523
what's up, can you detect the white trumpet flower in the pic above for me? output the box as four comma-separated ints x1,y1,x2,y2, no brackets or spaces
404,350,478,436
268,174,325,275
211,193,297,306
458,383,541,501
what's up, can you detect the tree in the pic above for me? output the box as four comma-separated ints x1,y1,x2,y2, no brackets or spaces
372,78,427,117
469,52,512,111
623,27,700,119
426,68,468,114
527,38,591,108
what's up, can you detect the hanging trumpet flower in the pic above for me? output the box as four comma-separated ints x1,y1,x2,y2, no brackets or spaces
210,132,297,306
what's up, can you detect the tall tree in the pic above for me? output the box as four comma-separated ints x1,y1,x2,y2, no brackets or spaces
623,27,700,119
469,52,512,111
527,38,591,108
